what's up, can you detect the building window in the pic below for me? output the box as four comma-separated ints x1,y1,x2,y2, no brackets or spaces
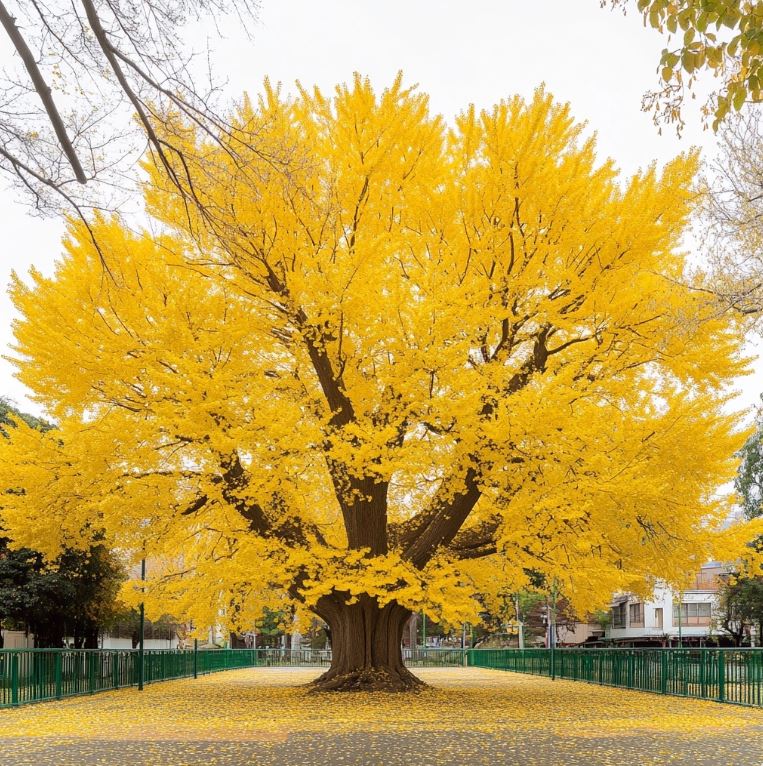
629,602,644,627
612,603,626,629
672,602,712,626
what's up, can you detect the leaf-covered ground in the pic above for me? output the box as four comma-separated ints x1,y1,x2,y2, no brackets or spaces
0,667,760,765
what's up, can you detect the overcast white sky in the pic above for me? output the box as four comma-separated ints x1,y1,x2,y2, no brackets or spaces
0,0,760,417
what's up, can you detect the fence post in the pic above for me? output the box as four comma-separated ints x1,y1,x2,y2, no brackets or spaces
11,653,19,707
718,651,725,703
88,652,96,694
193,639,198,679
55,652,63,700
699,649,707,699
660,650,668,695
30,652,38,700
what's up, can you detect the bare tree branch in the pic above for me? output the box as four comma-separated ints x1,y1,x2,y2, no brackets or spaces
0,0,86,182
0,0,259,214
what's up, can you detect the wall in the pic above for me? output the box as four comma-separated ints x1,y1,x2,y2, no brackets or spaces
0,630,34,649
99,635,176,650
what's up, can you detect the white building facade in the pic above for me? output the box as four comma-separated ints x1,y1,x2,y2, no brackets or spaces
605,562,731,646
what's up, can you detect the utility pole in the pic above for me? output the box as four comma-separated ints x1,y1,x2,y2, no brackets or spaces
138,557,145,691
421,612,427,649
677,590,683,648
515,595,525,650
549,580,558,681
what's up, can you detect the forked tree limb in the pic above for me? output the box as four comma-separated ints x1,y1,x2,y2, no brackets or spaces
175,450,329,548
445,516,502,560
254,265,392,552
399,331,552,568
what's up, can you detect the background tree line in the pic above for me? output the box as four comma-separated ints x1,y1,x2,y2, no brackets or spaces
716,401,763,645
0,399,125,647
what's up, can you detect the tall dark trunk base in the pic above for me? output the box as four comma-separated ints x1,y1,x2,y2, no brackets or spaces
311,664,426,693
309,595,426,693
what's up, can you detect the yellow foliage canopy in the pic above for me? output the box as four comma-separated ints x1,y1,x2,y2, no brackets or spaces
0,77,757,632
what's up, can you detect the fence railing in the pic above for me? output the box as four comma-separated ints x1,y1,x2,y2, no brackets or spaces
0,648,259,709
252,648,333,667
468,648,763,707
0,646,469,708
403,648,467,666
13,646,753,711
248,647,467,667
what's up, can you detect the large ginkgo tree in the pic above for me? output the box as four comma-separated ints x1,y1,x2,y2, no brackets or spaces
0,77,756,690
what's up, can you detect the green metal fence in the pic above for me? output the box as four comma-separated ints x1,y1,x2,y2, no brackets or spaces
250,647,466,667
468,648,763,707
0,646,469,708
253,649,333,667
404,648,467,667
0,648,259,709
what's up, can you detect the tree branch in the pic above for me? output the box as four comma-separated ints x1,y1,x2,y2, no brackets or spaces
446,516,502,560
79,0,198,208
173,451,328,548
256,264,390,553
399,330,551,568
0,0,87,183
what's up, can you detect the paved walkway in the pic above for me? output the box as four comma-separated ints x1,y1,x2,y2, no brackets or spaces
0,667,761,765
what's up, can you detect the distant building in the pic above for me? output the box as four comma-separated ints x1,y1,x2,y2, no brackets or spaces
0,629,34,649
97,618,180,650
605,562,733,646
556,620,604,646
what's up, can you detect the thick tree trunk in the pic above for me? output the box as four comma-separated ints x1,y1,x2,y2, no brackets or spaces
310,594,425,692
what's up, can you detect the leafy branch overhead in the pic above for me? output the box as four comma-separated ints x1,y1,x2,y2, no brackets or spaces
608,1,763,130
